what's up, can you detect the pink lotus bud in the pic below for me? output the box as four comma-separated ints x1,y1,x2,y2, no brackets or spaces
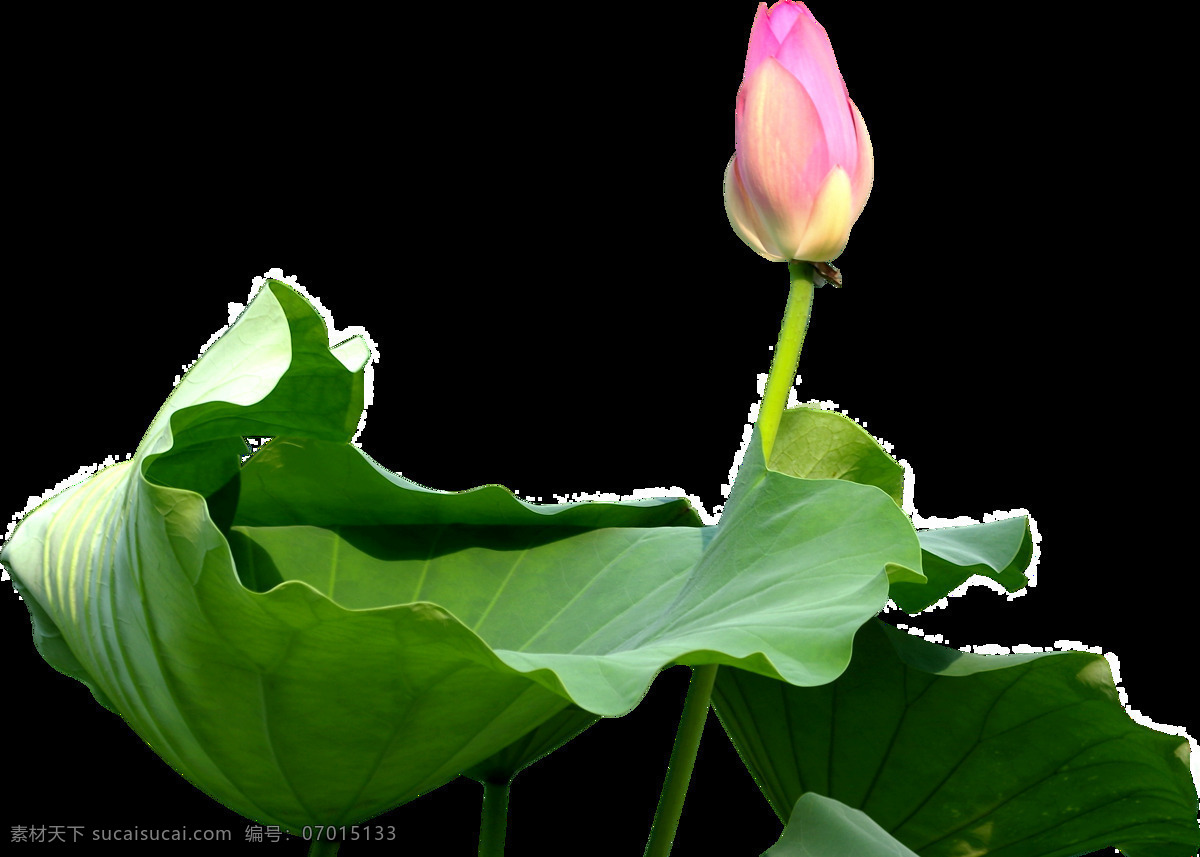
724,1,873,263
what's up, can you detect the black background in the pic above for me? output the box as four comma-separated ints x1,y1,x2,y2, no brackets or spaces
3,2,1194,855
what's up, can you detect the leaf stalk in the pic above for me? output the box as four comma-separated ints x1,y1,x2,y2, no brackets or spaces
642,663,719,857
642,261,817,856
478,779,511,857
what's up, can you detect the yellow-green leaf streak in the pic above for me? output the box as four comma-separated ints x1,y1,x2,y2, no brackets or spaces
43,464,126,622
644,261,816,857
67,465,125,623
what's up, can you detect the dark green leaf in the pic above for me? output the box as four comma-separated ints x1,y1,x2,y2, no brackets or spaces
714,619,1200,857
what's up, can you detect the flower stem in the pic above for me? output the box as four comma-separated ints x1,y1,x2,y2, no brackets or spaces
642,261,817,857
478,779,510,857
759,261,817,462
307,838,339,857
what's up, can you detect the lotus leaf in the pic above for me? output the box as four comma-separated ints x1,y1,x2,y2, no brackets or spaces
1,279,922,832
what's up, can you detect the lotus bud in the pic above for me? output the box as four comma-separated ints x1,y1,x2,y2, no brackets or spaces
724,1,873,263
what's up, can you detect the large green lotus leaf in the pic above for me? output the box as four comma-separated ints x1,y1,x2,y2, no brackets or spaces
213,374,922,715
890,516,1035,614
714,619,1200,857
762,793,920,857
2,279,921,833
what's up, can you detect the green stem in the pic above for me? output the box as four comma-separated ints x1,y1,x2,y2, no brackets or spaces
307,838,339,857
478,779,511,857
642,261,817,857
643,663,719,857
759,262,817,462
